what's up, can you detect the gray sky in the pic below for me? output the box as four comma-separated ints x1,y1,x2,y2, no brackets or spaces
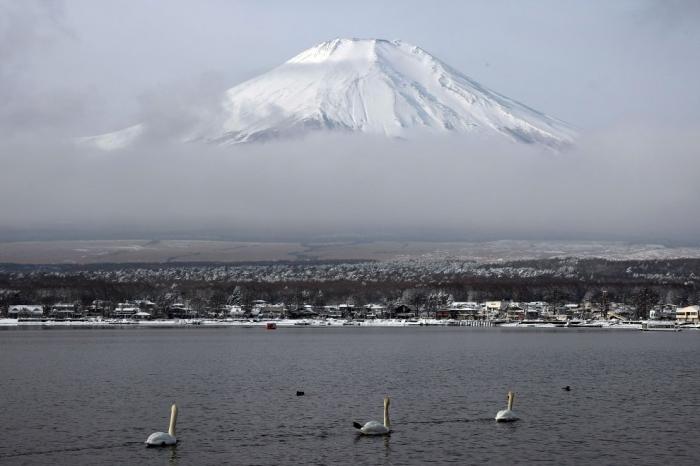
1,0,699,243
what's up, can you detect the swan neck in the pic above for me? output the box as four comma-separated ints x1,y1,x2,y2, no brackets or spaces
168,403,178,437
384,398,390,429
507,392,514,411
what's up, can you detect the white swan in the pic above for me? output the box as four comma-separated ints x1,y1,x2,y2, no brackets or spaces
145,403,178,446
354,397,391,435
495,391,519,422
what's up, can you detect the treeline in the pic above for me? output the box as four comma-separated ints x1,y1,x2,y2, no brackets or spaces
0,258,698,310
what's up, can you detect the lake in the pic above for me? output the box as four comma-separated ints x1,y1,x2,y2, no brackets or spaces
1,327,699,465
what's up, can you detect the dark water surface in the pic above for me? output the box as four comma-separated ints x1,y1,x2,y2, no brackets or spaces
1,327,699,465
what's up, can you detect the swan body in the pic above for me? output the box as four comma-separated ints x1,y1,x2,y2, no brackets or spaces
360,420,390,435
145,431,177,446
495,409,518,422
146,403,178,446
495,391,519,422
355,397,391,436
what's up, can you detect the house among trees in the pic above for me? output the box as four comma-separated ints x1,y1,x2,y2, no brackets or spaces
526,301,549,318
449,302,481,320
287,305,318,319
112,302,153,320
649,305,676,320
86,300,112,317
227,304,245,318
113,303,139,319
8,305,43,319
50,303,77,319
506,303,526,321
338,303,355,318
167,303,196,319
460,307,482,320
435,308,459,319
560,303,582,318
320,305,343,318
364,304,386,319
393,304,415,319
257,303,285,319
135,300,158,316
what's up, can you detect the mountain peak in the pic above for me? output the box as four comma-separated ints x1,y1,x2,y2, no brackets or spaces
286,38,400,65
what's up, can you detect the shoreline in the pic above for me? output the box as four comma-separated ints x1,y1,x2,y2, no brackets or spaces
1,318,695,331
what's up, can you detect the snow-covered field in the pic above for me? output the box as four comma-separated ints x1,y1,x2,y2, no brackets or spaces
2,239,700,265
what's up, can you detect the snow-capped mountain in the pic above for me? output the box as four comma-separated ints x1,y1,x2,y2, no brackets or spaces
81,38,574,149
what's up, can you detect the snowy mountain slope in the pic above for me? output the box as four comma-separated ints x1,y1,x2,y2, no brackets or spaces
79,38,574,149
199,38,574,147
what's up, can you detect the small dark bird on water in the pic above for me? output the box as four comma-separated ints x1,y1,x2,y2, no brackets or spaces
296,391,305,396
563,386,571,391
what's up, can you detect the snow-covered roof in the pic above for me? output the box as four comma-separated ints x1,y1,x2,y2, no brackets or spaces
8,305,43,314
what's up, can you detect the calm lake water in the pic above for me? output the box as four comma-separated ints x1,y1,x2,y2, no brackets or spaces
1,327,699,465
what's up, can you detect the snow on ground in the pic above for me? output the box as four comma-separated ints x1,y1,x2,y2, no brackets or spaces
3,239,700,265
0,318,673,331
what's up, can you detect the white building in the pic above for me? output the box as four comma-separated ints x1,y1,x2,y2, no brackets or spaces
227,305,244,317
484,301,503,311
8,305,43,318
364,304,386,318
676,305,699,323
483,301,504,319
113,303,139,318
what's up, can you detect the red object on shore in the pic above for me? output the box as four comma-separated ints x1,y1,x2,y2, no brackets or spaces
266,322,277,330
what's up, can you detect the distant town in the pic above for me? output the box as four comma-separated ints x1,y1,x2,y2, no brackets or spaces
3,298,699,327
1,256,699,329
